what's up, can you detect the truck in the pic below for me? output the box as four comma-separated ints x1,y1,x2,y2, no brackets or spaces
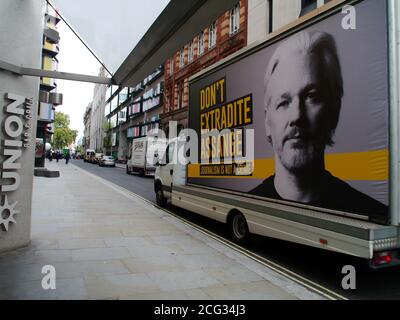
126,136,166,177
154,0,400,269
83,149,95,163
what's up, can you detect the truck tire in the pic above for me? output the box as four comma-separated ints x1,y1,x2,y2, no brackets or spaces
126,166,130,174
139,169,145,177
156,185,166,207
228,211,250,245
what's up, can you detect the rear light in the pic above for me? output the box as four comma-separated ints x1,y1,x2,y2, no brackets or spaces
372,251,393,266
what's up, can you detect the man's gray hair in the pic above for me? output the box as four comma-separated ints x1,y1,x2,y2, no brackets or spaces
264,31,344,145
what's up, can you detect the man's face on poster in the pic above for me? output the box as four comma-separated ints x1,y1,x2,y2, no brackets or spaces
265,52,332,173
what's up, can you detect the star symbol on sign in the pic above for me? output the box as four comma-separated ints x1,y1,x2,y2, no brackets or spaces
0,195,19,232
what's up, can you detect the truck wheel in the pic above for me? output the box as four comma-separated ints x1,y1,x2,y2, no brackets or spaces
156,186,166,207
139,169,145,177
229,212,250,245
126,166,130,174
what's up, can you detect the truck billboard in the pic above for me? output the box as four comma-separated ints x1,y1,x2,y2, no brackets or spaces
188,0,389,223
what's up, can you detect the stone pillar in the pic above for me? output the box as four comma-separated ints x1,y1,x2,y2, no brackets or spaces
0,0,44,252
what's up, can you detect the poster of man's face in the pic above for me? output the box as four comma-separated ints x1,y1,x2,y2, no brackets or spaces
188,0,389,223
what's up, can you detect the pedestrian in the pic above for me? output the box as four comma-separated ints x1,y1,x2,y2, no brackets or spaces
56,151,60,163
65,152,71,165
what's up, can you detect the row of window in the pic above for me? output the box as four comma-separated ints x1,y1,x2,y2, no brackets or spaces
127,120,160,139
175,2,241,71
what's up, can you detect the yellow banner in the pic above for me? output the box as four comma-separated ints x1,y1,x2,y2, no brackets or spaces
188,149,389,181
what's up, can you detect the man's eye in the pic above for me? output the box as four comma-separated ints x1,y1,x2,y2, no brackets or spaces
277,100,289,109
305,91,319,103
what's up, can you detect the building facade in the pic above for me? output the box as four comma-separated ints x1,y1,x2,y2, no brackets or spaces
87,0,335,162
89,67,107,152
0,0,44,252
247,0,333,45
83,103,92,151
35,2,63,167
161,0,249,135
103,66,164,162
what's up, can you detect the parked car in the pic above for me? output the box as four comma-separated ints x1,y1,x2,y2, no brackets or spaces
99,156,115,167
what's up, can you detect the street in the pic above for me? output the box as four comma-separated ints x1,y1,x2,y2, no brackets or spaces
72,159,400,300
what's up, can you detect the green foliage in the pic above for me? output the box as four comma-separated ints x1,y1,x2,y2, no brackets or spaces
53,112,78,150
75,144,83,154
103,135,112,148
103,120,112,132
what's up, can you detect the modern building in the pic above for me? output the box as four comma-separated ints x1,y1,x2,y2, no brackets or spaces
83,103,92,151
104,66,164,162
89,67,107,152
35,1,63,167
0,0,44,252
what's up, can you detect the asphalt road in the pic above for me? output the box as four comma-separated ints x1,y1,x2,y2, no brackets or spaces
72,159,400,300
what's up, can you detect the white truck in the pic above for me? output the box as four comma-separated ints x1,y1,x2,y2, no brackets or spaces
154,0,400,269
126,136,165,177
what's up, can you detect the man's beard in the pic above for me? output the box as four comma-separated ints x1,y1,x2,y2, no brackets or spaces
276,139,326,174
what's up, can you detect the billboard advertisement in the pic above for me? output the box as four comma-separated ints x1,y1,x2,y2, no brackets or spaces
188,0,389,223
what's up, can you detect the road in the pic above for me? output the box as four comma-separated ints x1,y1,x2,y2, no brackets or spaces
72,159,400,300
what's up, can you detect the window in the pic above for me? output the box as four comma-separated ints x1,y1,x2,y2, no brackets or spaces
230,3,240,36
110,95,118,112
177,81,184,109
300,0,317,16
198,31,205,56
268,0,273,34
300,0,330,17
169,58,174,76
188,40,194,63
119,88,128,105
209,21,217,49
179,48,185,68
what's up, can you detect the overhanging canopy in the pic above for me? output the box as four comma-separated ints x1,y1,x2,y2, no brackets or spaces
113,0,239,87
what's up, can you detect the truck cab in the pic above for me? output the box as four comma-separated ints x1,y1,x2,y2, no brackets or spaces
154,137,187,206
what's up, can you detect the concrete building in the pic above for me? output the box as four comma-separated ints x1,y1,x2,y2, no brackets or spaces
83,103,92,151
35,2,63,167
104,66,164,162
89,67,107,152
0,0,44,252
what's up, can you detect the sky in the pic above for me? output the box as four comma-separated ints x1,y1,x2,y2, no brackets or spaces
52,0,170,143
56,20,101,142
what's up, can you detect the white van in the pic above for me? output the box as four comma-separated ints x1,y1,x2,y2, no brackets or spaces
126,137,166,177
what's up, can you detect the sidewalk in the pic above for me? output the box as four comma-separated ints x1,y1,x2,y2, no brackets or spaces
0,161,323,300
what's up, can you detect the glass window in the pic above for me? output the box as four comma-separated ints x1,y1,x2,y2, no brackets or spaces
119,87,128,105
230,3,240,36
110,114,117,129
105,85,112,102
118,107,127,125
110,95,118,112
169,58,174,76
104,102,111,117
179,47,185,68
209,22,217,49
198,31,205,56
167,143,175,164
188,40,194,63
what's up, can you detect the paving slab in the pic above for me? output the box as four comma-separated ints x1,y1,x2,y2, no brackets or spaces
0,161,323,300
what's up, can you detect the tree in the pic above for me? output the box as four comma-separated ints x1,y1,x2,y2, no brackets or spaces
53,112,78,150
103,120,112,153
